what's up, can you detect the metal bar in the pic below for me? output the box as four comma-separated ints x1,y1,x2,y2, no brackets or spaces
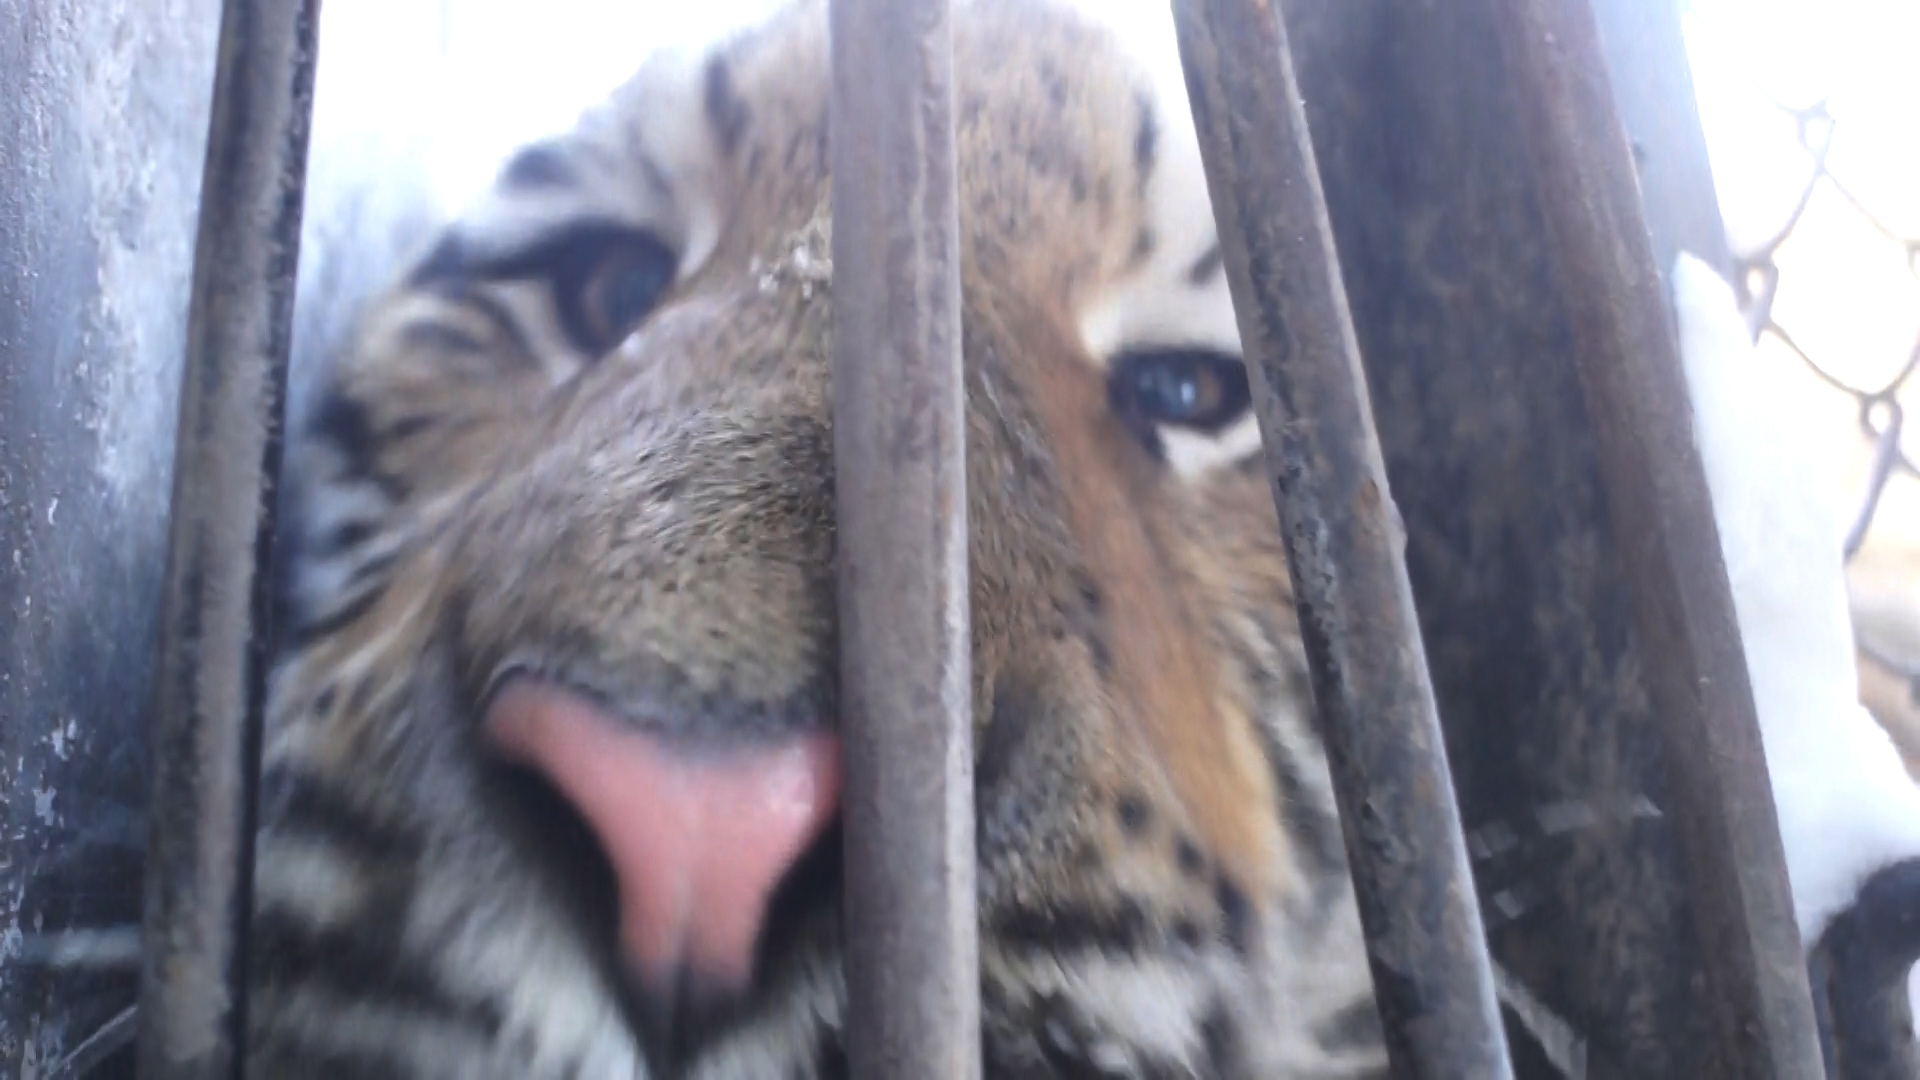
1488,0,1826,1076
1586,0,1735,285
135,0,319,1074
1170,2,1514,1076
826,0,979,1076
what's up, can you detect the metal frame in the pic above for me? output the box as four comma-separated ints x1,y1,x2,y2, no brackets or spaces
1170,0,1513,1074
111,0,1914,1075
135,0,319,1075
828,0,980,1075
1488,0,1821,1072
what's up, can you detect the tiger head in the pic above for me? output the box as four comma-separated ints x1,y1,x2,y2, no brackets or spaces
251,1,1382,1076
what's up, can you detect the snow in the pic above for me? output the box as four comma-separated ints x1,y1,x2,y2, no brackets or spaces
1675,252,1920,953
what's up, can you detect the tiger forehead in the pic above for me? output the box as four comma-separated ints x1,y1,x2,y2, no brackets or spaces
655,0,1235,358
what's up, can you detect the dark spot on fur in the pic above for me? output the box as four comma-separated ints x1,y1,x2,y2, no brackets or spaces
809,1028,847,1079
1176,836,1206,877
1313,996,1387,1053
313,686,336,715
1129,227,1156,267
1173,918,1203,950
1134,92,1158,195
1115,792,1152,837
1201,999,1240,1074
1187,243,1224,286
638,153,674,199
1216,874,1253,954
1083,629,1113,675
406,233,472,288
388,415,434,441
704,56,750,157
500,140,575,188
1065,574,1113,674
342,677,377,722
307,392,387,494
977,679,1036,794
648,478,686,503
1039,60,1069,107
1077,577,1103,613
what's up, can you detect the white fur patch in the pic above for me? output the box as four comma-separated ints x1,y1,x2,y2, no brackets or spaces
1070,3,1261,478
253,835,373,929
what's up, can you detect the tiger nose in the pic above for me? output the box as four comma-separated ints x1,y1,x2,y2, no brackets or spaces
481,678,841,1005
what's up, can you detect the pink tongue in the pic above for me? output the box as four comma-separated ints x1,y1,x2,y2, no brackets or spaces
484,681,840,991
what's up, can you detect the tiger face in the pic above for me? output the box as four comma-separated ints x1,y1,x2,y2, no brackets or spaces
250,1,1384,1075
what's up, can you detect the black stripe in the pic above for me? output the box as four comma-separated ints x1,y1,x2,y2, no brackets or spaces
1200,998,1241,1075
259,764,424,864
434,285,537,369
809,1024,848,1080
284,576,388,649
1133,91,1159,196
251,908,502,1038
500,139,577,189
704,55,751,157
307,392,393,496
314,519,377,559
251,1042,421,1080
1236,634,1348,889
398,319,489,355
1187,244,1224,286
1215,874,1253,956
341,548,400,596
407,221,672,356
303,394,408,509
990,898,1150,957
1263,717,1346,882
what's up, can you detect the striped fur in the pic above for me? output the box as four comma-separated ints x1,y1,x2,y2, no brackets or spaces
251,1,1387,1076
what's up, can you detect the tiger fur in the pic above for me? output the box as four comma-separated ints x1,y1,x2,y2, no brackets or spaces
249,1,1390,1075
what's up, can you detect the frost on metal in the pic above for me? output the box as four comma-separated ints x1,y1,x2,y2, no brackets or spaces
1,0,221,1073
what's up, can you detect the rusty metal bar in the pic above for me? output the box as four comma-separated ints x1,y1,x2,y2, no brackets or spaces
826,0,979,1076
1489,0,1826,1076
135,0,319,1074
1170,1,1513,1076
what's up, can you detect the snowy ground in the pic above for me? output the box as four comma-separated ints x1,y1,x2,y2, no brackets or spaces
1676,253,1920,1011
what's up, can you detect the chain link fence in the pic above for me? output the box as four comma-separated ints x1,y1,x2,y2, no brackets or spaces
1682,0,1920,770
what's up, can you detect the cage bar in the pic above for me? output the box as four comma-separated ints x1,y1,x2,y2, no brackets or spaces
826,0,981,1076
1170,1,1515,1076
1489,0,1826,1075
134,0,320,1074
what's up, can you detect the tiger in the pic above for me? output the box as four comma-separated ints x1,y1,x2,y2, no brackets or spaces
247,0,1391,1075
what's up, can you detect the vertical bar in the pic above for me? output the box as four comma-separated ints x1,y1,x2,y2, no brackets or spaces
826,0,979,1076
1488,0,1825,1076
1170,1,1514,1076
135,0,319,1074
1587,0,1735,285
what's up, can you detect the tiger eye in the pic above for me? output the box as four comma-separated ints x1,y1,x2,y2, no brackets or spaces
1107,348,1251,437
